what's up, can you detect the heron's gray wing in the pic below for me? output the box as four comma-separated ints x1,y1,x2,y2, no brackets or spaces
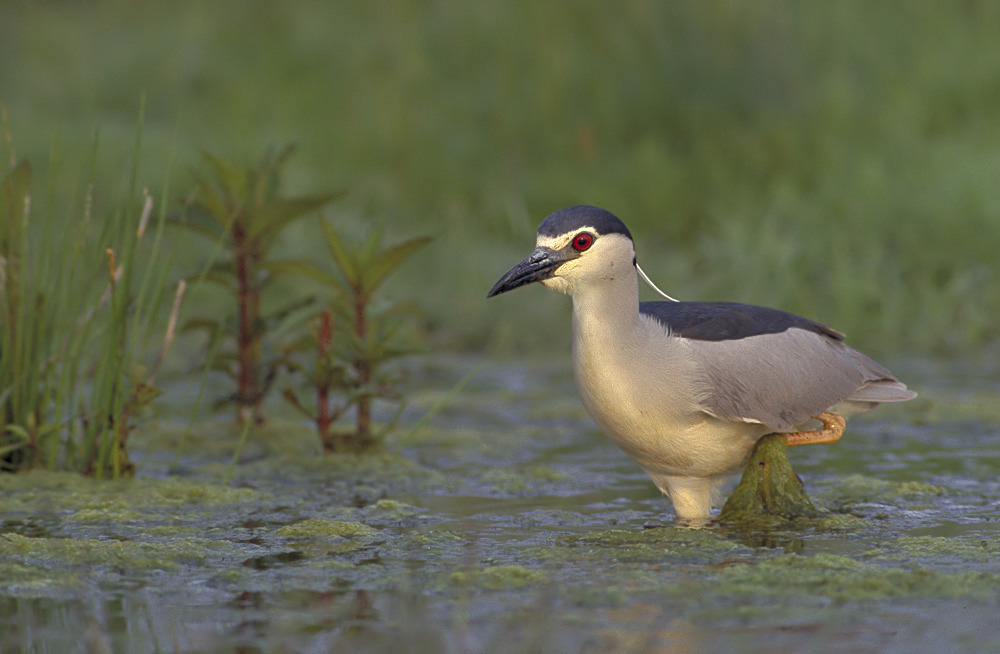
640,302,904,430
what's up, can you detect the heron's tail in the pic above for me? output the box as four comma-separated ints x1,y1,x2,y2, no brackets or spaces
847,379,917,403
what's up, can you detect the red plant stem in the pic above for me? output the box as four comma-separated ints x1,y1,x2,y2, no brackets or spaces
317,310,333,451
353,288,370,441
234,222,257,423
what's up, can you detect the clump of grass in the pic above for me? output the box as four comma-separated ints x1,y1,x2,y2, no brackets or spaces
0,105,182,477
0,157,41,470
78,197,185,478
277,222,430,452
171,146,342,424
4,118,438,474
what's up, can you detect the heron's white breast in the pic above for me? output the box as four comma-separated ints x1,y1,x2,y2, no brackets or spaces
571,311,763,476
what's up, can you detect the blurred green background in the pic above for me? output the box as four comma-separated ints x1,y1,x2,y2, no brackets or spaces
3,0,999,358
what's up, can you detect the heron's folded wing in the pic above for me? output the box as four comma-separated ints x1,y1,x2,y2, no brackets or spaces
690,328,901,431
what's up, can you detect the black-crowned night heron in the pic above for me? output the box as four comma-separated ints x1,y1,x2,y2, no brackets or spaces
488,205,916,526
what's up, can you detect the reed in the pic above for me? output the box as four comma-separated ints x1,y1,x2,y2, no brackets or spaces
0,107,181,476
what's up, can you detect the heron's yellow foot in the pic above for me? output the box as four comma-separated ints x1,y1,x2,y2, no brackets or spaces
783,411,845,447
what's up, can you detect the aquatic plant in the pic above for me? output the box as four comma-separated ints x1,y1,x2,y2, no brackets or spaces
0,156,45,471
0,106,181,476
78,197,185,478
171,146,341,424
274,222,430,452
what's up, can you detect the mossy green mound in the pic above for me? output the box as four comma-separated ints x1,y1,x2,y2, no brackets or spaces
719,434,821,525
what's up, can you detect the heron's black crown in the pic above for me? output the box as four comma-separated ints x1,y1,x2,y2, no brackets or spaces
537,206,633,241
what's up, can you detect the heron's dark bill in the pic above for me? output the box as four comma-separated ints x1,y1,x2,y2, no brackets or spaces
487,246,569,297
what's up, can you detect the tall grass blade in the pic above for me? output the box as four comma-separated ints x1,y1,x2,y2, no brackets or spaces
224,418,254,485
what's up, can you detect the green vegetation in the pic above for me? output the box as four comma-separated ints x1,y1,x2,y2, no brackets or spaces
3,1,999,356
719,434,821,525
0,113,181,477
3,5,998,650
171,147,341,423
276,224,430,452
1,134,428,474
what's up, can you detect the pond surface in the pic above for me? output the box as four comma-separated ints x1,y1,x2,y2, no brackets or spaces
1,355,999,653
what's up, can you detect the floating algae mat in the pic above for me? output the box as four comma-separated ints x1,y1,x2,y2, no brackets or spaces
1,356,999,652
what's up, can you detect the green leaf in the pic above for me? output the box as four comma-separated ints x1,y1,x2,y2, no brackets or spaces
282,387,314,419
377,342,425,361
0,441,28,458
127,382,164,411
190,176,235,229
3,424,31,441
321,220,359,287
202,152,246,204
166,210,227,242
253,144,295,203
363,235,432,294
248,192,345,243
361,223,385,264
261,259,342,289
260,296,319,336
191,261,239,291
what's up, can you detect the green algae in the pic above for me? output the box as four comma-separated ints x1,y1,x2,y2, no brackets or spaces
480,469,532,493
273,519,384,557
719,434,821,524
864,534,1000,565
145,525,200,537
0,532,218,571
708,552,1000,602
401,529,466,553
815,474,947,511
227,450,449,494
69,507,149,523
0,561,85,595
275,519,379,540
531,526,752,566
370,498,415,514
448,564,547,590
147,477,264,506
364,499,424,526
0,469,264,515
815,512,871,532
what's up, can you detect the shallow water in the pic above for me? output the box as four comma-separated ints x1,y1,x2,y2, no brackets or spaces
1,355,998,653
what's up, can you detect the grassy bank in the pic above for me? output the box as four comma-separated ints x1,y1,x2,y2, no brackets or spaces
2,1,999,357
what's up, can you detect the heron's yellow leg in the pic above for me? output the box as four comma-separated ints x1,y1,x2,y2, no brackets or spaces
783,412,845,447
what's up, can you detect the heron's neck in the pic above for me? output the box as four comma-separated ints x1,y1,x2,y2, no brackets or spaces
570,268,640,347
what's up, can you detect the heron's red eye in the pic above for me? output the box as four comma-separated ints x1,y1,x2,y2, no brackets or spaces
572,232,594,251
